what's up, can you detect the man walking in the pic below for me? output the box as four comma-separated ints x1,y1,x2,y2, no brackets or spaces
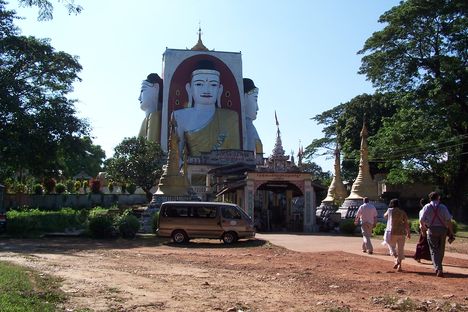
420,192,453,277
354,197,378,254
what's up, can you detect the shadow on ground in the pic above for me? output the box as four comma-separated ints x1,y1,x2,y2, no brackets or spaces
0,236,268,255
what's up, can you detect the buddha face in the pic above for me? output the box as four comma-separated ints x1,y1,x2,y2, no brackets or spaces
190,72,221,106
245,89,259,120
139,80,159,115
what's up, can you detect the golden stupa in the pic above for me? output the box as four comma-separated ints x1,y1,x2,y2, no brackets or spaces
346,120,378,200
155,116,193,196
322,145,348,204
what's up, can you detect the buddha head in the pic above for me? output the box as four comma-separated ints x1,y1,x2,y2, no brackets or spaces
139,73,162,116
186,60,223,107
243,78,259,120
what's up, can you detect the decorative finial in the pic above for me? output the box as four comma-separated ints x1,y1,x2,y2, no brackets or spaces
191,25,209,51
361,114,368,138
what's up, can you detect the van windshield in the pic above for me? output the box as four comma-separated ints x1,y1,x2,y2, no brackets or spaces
222,205,252,221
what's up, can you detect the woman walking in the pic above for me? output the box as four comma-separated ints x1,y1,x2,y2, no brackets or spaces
384,199,411,271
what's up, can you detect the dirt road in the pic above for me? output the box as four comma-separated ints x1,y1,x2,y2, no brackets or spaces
257,233,468,275
0,235,467,311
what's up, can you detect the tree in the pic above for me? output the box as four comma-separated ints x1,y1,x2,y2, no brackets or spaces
306,93,399,182
0,1,89,182
17,0,83,21
300,162,332,187
358,0,468,219
105,137,166,201
58,136,106,178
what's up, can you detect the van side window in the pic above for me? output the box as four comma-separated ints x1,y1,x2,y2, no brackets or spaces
165,206,189,217
222,206,241,219
193,206,217,218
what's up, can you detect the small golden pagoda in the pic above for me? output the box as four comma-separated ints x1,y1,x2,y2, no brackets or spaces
322,145,348,204
155,116,193,196
346,120,378,200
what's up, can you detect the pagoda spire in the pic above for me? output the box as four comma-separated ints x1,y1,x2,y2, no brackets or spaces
346,117,378,200
155,115,193,196
297,142,304,167
191,26,209,51
322,144,348,204
272,111,285,156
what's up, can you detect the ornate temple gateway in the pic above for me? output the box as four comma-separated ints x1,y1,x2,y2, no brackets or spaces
210,121,319,232
138,31,319,232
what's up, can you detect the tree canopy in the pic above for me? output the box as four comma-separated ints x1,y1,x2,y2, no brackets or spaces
0,1,93,181
308,0,467,219
306,93,399,182
359,0,467,218
105,137,166,201
17,0,82,20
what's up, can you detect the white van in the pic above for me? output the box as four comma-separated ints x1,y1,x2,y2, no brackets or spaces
157,201,255,244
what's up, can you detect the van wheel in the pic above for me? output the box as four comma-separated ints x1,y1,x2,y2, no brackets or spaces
222,231,237,244
172,230,188,244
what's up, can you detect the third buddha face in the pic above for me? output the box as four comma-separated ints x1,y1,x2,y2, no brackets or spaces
245,89,259,120
139,80,159,115
190,72,221,106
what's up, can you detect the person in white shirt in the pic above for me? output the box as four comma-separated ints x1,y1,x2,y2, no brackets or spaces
420,191,454,277
354,197,378,254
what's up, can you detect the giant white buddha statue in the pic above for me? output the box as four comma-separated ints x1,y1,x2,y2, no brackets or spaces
138,73,162,144
173,60,240,159
243,78,263,154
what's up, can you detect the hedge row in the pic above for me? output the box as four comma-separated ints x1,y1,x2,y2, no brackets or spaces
4,207,140,239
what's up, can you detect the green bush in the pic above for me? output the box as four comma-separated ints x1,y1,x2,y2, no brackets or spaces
127,183,137,195
12,182,27,194
87,208,115,238
411,220,421,233
339,219,356,235
74,180,82,192
373,222,386,236
116,211,140,239
410,219,457,234
55,183,66,194
66,180,75,193
33,184,43,195
108,181,114,193
6,208,84,236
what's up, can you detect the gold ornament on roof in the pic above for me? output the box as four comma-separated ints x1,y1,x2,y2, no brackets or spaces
191,27,209,51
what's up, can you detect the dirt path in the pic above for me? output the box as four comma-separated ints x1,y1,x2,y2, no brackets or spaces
0,236,467,312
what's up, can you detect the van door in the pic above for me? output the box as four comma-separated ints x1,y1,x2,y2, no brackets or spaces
188,204,223,238
220,205,246,234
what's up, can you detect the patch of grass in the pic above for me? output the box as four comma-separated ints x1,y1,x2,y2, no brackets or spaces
372,295,418,311
0,261,65,312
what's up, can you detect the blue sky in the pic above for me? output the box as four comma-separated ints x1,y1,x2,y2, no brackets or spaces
8,0,400,172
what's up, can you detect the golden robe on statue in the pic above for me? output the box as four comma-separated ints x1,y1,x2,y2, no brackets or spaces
184,109,240,156
138,112,161,144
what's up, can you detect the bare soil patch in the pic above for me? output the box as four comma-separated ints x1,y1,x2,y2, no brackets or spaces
0,236,467,312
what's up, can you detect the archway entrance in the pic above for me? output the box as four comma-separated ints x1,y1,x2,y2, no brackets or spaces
254,181,303,232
